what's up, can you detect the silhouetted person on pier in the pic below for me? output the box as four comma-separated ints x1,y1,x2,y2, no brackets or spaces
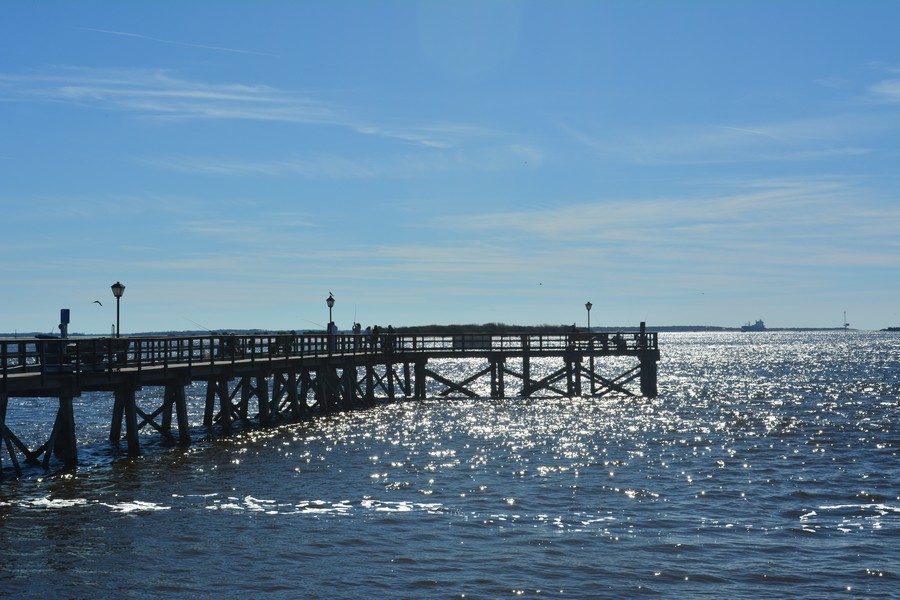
352,322,361,350
219,334,241,359
385,325,395,353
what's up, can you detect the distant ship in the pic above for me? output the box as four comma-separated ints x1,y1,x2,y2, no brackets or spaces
741,319,766,332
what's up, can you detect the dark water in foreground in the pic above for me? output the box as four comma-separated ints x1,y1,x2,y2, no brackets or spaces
1,332,898,599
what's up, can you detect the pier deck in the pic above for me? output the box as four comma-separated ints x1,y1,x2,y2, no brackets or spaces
1,329,659,479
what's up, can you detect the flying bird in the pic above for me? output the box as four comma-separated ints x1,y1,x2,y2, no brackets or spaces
93,300,103,306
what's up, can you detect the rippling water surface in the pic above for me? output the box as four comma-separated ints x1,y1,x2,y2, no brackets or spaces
1,332,898,598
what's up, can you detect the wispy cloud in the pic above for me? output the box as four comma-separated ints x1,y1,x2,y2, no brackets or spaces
146,155,379,178
562,68,900,166
0,67,336,124
143,143,541,179
0,66,500,150
565,111,893,166
441,177,849,235
434,177,900,271
719,126,782,141
866,61,900,75
79,27,278,57
868,79,900,103
355,122,501,148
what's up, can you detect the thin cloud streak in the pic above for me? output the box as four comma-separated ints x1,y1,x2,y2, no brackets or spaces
79,27,279,57
0,67,500,150
441,178,849,237
433,178,900,272
143,143,541,179
564,109,899,167
719,125,782,141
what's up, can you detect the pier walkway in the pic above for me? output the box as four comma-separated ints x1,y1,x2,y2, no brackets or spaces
1,328,659,479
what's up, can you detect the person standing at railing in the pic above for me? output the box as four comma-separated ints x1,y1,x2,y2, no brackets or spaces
385,325,395,353
327,322,338,353
352,322,362,351
217,334,243,359
371,325,381,352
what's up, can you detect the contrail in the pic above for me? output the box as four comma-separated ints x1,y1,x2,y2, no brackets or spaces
79,27,278,57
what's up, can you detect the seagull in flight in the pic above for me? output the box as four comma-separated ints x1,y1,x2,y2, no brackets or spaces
93,300,103,306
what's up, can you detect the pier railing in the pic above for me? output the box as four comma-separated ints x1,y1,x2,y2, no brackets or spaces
1,331,657,383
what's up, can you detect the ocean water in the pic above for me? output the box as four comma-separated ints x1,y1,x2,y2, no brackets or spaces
1,332,898,599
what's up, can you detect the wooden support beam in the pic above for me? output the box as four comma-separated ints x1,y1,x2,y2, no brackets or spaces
46,394,78,469
438,365,491,397
238,377,252,421
256,375,271,426
403,363,412,398
414,360,427,399
284,370,302,419
122,384,140,457
203,378,218,427
0,392,21,479
584,365,640,398
315,368,330,414
135,404,171,439
206,376,232,433
386,362,396,401
424,368,479,398
565,353,582,397
161,385,174,434
522,352,530,395
110,386,125,442
365,364,375,405
639,353,659,398
270,370,299,421
490,356,505,399
170,383,191,445
520,365,568,397
299,370,316,413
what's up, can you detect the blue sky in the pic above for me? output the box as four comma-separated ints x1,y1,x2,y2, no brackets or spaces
2,1,899,334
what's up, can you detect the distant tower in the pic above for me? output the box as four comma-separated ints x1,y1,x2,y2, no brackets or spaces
843,311,850,329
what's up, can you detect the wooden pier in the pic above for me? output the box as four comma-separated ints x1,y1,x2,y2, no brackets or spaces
1,327,659,479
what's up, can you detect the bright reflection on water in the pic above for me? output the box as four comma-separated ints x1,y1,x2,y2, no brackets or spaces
1,332,898,598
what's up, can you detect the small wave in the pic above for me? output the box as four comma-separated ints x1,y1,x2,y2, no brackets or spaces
101,500,171,513
20,497,90,510
819,503,900,516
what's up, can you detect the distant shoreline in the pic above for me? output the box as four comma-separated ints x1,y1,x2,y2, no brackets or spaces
2,324,894,338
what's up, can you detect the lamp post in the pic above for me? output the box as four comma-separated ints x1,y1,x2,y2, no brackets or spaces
111,281,126,338
585,301,592,331
326,293,335,352
326,293,335,329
